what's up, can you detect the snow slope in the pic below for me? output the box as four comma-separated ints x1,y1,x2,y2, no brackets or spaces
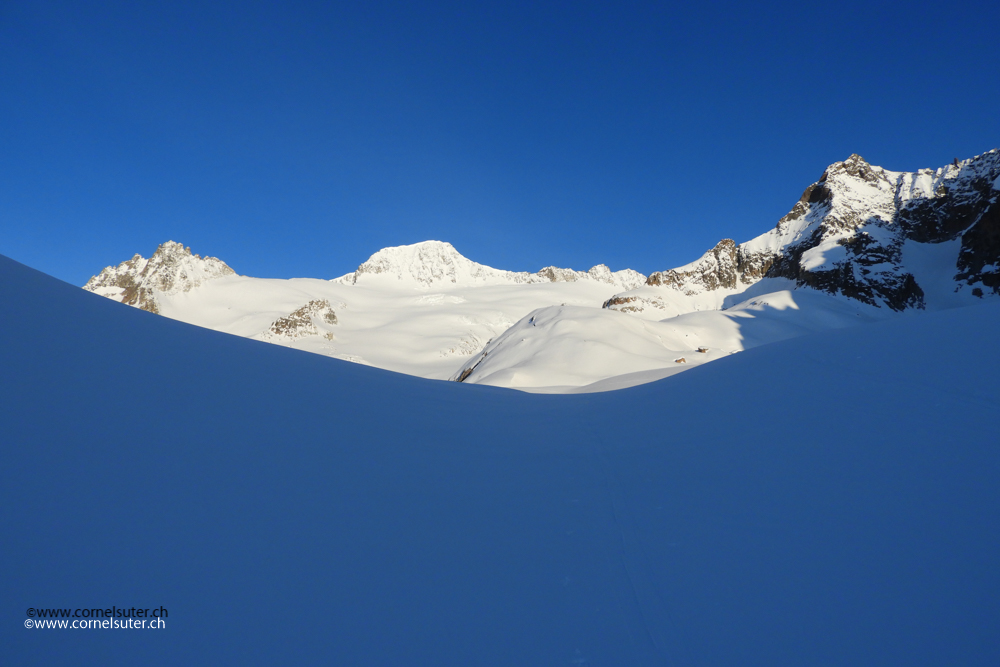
4,253,1000,665
453,285,894,390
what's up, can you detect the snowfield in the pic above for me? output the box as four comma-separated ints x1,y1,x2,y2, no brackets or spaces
4,252,1000,665
87,240,653,381
453,285,893,390
81,150,1000,392
155,270,646,380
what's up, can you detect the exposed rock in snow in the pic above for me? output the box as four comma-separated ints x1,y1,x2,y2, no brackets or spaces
584,264,647,289
260,299,338,342
647,239,741,292
83,241,236,313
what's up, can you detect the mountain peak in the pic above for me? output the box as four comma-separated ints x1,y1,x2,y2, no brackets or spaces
347,240,510,287
84,241,235,313
636,148,1000,311
153,240,193,258
337,240,647,289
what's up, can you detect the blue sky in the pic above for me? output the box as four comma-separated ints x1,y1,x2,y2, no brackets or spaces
1,0,997,284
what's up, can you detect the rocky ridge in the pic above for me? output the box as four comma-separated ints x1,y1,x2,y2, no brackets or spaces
611,150,1000,314
84,241,236,314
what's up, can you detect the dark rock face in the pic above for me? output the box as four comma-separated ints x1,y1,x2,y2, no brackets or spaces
896,172,998,243
637,149,1000,311
735,246,778,283
763,221,925,311
956,200,1000,294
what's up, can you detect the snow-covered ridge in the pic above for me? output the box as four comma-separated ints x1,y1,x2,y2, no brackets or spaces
616,149,1000,317
334,240,646,290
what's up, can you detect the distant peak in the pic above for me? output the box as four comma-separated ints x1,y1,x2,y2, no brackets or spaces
152,240,204,260
84,240,236,312
342,240,647,289
351,240,498,286
156,240,189,253
825,152,882,183
364,240,461,259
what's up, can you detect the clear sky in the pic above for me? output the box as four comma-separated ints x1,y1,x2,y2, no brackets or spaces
2,0,998,285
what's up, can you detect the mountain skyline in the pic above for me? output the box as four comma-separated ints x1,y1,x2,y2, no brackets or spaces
6,3,1000,662
3,2,999,286
80,149,1000,390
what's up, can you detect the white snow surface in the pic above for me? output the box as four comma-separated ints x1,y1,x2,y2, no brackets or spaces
6,252,1000,665
86,223,992,392
454,287,891,390
84,240,650,382
337,240,645,290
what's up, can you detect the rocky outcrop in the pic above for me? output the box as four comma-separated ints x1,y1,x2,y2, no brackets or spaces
84,241,236,313
645,238,780,295
535,266,579,282
585,264,646,289
535,264,646,289
602,294,667,313
956,198,1000,295
647,239,739,291
261,300,339,342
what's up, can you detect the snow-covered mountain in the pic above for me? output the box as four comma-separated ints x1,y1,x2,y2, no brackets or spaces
84,150,1000,391
84,241,236,313
453,149,1000,388
6,251,1000,665
335,239,646,289
84,240,647,380
607,149,1000,317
